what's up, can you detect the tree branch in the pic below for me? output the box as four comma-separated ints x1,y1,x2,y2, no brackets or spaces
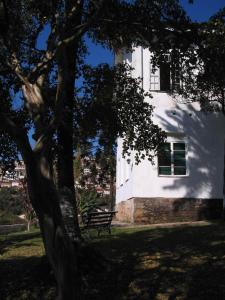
0,111,33,160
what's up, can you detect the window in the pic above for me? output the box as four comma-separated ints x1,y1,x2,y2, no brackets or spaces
150,55,181,91
150,64,160,90
158,142,187,176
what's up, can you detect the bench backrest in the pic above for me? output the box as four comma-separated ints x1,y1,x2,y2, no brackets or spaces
82,211,116,227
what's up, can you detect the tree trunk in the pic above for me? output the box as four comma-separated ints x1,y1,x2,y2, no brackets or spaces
56,1,83,238
24,154,81,299
27,219,30,232
109,172,115,211
57,59,81,238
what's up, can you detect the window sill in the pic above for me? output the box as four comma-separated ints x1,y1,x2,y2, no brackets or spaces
149,90,171,93
158,174,189,178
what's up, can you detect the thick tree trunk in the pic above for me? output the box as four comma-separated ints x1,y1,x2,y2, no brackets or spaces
24,154,81,299
57,60,80,238
56,1,83,238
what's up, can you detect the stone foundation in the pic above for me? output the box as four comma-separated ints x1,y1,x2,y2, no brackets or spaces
116,197,223,224
116,198,134,223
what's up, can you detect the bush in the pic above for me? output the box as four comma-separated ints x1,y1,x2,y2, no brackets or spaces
77,189,99,215
0,210,26,225
0,187,24,215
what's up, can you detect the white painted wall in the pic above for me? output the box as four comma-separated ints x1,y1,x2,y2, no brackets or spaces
116,47,225,203
116,138,134,202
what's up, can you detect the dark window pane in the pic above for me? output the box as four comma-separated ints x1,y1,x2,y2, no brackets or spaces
160,62,170,91
158,152,171,166
174,151,186,166
158,143,171,166
159,166,172,175
174,167,186,175
174,143,185,151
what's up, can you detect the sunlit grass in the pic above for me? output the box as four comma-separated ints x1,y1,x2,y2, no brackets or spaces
0,229,44,259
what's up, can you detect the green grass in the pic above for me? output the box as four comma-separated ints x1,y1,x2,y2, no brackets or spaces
2,222,225,299
88,223,225,300
0,229,54,300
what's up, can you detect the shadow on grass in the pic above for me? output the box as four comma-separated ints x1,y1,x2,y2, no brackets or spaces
1,223,225,299
86,222,225,300
0,255,56,300
0,231,41,255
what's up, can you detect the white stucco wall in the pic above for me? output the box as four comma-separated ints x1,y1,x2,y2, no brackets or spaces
116,138,134,202
116,47,225,203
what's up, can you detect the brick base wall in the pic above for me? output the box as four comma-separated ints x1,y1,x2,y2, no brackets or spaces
116,197,223,224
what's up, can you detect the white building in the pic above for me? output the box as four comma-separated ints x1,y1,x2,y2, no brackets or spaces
0,161,26,188
116,47,225,224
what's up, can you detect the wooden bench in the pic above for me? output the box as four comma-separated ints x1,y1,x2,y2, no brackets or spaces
81,211,117,236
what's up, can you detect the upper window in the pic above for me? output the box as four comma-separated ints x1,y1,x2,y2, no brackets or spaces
150,55,181,92
158,142,187,176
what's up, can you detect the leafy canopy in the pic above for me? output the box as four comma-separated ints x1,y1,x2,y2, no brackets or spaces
0,0,191,168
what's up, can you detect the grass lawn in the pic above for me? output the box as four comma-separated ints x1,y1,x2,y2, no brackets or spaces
1,222,225,299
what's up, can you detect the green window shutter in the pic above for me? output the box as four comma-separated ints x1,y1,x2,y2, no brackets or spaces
159,166,172,175
174,167,186,175
158,143,172,175
173,143,186,175
158,142,187,176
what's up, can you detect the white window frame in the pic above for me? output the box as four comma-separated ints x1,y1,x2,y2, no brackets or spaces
158,141,189,177
149,54,182,92
149,63,160,91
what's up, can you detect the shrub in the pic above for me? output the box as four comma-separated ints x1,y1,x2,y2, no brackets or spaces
0,210,26,225
77,189,99,215
0,187,24,215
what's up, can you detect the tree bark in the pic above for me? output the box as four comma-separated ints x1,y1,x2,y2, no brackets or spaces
56,1,83,238
27,220,30,232
109,171,115,211
1,92,82,299
24,153,81,299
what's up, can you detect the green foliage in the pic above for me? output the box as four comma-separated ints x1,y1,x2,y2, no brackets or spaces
88,0,190,50
0,209,25,225
163,14,225,114
0,187,24,215
0,132,18,173
79,63,166,163
97,194,112,207
77,189,99,215
0,0,190,168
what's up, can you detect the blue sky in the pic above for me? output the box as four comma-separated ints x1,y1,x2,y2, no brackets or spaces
181,0,225,22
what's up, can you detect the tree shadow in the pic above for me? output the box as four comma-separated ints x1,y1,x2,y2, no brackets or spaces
0,255,56,300
1,224,225,299
89,223,225,299
0,231,41,255
155,105,225,220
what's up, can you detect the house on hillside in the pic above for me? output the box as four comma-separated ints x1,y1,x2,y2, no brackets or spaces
0,161,26,188
116,47,225,224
